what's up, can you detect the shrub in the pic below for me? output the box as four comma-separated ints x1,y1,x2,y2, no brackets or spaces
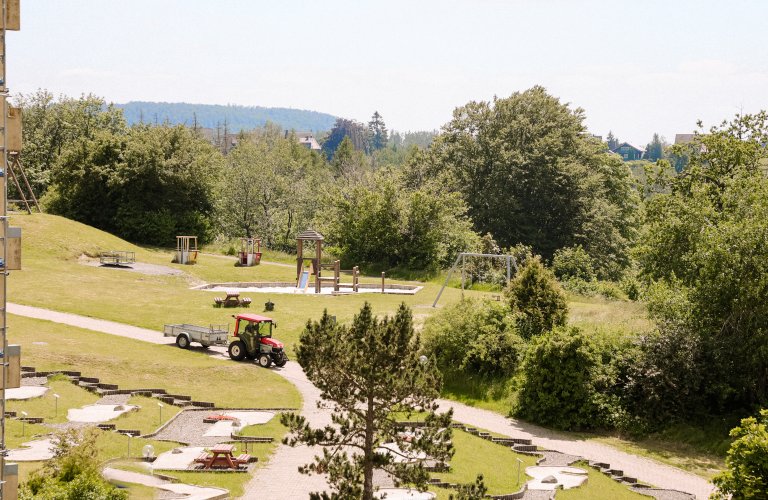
552,245,595,281
505,256,568,338
712,409,768,499
423,298,524,378
514,327,615,430
560,278,625,300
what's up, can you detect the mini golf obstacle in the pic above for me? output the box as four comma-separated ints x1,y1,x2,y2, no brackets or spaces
99,250,135,266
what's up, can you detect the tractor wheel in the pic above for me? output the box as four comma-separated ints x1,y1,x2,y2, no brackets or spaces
228,341,247,361
274,357,287,368
245,351,257,360
176,335,190,349
258,354,272,368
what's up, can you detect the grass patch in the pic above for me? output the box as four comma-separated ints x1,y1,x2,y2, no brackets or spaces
163,470,251,498
557,461,647,499
7,376,99,424
111,396,182,435
440,374,516,415
8,314,302,410
430,429,537,497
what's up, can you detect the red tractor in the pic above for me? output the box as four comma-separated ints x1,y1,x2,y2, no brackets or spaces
228,313,288,368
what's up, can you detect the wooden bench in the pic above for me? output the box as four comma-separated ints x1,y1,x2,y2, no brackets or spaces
235,453,251,464
194,452,210,464
214,293,251,308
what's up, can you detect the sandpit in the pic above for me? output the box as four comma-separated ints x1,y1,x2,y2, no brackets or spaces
6,386,48,400
67,404,138,423
526,465,588,490
195,282,422,295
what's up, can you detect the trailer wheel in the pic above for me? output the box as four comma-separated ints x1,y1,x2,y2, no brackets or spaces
229,341,246,361
176,335,190,349
258,354,272,368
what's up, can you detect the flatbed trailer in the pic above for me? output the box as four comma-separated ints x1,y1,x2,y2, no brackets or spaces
164,323,229,349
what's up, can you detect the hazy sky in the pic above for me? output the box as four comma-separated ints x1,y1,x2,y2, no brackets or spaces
7,0,768,145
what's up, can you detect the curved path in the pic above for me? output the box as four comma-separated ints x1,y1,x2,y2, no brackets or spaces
103,467,227,499
9,303,714,499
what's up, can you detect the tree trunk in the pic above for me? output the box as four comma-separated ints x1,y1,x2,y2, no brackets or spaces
363,395,375,500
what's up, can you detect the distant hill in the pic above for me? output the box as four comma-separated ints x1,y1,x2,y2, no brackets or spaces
115,101,338,133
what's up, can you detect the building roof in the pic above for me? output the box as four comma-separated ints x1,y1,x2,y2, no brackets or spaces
298,134,322,151
297,229,324,241
674,134,695,145
611,142,644,153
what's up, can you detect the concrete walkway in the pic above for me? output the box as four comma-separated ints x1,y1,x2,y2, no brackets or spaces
103,467,227,499
9,303,715,499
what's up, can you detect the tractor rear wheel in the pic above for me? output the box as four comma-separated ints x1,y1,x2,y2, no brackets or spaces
228,341,246,361
258,354,272,368
176,335,190,349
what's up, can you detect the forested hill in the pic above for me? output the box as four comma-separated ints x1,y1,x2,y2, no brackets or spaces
114,101,338,132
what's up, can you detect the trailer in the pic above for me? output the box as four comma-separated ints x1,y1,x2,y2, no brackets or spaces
164,323,229,349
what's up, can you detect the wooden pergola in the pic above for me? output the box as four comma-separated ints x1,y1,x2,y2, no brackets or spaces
296,229,324,294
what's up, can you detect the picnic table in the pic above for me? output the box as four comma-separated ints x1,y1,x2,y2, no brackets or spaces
194,443,251,470
213,292,251,308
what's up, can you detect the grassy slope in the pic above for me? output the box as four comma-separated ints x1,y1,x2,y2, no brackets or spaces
7,213,725,483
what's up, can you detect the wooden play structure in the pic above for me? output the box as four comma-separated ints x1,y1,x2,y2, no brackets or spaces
237,237,262,266
173,236,198,265
296,229,361,293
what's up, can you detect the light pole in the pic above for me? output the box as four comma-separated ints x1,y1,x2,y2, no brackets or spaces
20,411,27,437
516,458,523,487
126,433,133,458
53,393,60,418
157,403,163,426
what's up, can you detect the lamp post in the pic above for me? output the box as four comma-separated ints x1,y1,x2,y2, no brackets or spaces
157,403,164,426
53,393,60,418
126,433,133,458
516,458,523,487
20,411,27,436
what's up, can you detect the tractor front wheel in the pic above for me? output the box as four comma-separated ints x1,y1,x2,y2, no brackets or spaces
228,341,246,361
258,354,272,368
176,335,190,349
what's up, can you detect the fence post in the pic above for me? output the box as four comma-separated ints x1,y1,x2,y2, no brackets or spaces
381,272,385,294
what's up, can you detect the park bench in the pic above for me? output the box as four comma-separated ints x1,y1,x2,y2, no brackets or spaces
235,453,252,465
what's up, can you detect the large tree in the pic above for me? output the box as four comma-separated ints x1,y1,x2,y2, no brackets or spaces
367,111,388,151
281,303,453,500
636,111,768,419
411,86,638,277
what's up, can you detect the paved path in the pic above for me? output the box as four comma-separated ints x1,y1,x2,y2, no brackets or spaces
9,303,715,499
103,467,227,499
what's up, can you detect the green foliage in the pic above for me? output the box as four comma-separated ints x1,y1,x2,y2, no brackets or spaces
423,298,525,378
636,111,768,420
645,133,666,161
505,257,568,338
14,90,127,198
514,327,613,430
46,124,223,246
21,429,127,500
712,409,768,499
216,126,328,248
412,86,639,278
560,278,625,300
367,111,388,151
319,171,479,270
552,245,595,281
281,303,454,500
322,118,370,158
450,474,488,500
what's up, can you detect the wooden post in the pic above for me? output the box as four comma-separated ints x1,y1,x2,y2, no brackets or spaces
296,239,303,281
381,272,385,294
353,266,359,292
334,260,340,292
315,241,322,294
461,254,465,295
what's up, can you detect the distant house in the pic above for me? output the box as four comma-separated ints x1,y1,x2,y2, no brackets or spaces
611,142,645,161
674,133,695,145
286,130,322,151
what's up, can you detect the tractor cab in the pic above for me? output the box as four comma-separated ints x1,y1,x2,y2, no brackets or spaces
229,313,288,368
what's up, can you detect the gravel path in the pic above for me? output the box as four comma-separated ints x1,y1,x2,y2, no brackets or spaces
103,467,227,499
9,303,714,499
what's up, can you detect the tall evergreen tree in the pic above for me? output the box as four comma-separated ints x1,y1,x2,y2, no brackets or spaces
281,303,453,500
606,131,619,150
368,111,388,151
645,133,665,161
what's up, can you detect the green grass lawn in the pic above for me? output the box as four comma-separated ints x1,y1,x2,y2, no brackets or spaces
8,314,301,410
557,461,648,500
111,396,182,435
7,375,99,424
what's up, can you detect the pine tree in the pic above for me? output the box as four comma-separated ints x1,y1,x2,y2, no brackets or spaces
281,303,453,500
368,111,388,151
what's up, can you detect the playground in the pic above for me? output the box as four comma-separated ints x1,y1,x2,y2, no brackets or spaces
2,214,712,499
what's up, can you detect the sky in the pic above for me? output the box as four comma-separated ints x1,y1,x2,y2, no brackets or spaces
7,0,768,146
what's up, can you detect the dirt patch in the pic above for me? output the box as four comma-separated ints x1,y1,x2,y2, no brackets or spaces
78,255,185,277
